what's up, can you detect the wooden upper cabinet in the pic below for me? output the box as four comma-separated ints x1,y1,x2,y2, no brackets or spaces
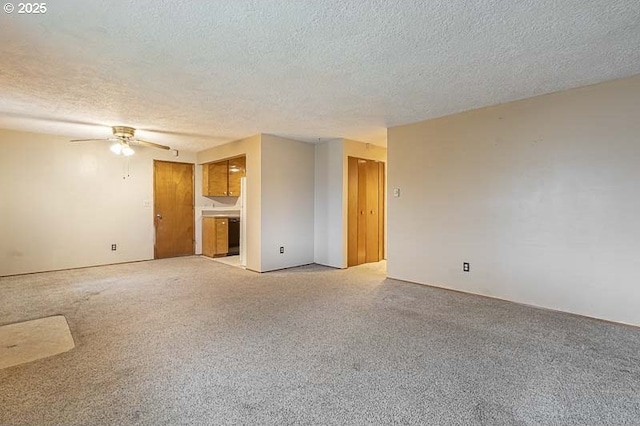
202,155,246,197
228,156,246,197
203,161,230,196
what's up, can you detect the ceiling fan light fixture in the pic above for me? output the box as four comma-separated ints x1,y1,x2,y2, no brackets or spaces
110,142,123,155
71,126,169,154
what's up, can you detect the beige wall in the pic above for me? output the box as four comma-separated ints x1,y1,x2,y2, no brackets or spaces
196,134,261,271
260,134,315,271
0,129,196,276
387,75,640,326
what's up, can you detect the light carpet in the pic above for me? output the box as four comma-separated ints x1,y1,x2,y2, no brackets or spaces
0,257,639,425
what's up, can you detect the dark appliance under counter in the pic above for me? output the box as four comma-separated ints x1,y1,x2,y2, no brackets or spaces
228,218,240,256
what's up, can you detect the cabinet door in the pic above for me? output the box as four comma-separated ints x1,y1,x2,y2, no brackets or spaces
202,163,210,196
202,217,216,257
228,156,246,197
215,218,229,255
206,161,229,196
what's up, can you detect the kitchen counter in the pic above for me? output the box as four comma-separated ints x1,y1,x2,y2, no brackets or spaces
202,209,240,218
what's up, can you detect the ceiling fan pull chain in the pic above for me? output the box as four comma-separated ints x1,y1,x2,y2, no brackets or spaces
122,157,131,179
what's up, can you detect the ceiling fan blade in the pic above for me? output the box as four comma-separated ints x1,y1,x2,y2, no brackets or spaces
134,139,171,150
69,138,112,143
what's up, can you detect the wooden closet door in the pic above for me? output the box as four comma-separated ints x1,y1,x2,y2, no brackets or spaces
365,160,380,263
378,162,385,260
347,157,359,267
347,157,385,267
357,159,368,265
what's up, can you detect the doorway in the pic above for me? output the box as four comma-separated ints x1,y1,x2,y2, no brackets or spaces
153,160,195,259
347,157,385,267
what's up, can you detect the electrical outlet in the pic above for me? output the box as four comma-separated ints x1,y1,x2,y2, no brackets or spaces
280,246,284,254
393,188,400,197
111,244,117,251
463,262,470,272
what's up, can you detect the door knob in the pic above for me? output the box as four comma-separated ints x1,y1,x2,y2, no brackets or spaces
156,214,162,219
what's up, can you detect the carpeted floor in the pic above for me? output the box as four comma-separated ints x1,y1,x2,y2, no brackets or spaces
1,257,639,425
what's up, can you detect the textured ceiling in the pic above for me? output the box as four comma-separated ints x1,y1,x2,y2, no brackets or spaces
1,0,639,151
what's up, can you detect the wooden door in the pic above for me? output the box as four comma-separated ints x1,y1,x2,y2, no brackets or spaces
365,160,380,263
378,162,385,261
347,157,359,266
228,156,246,196
154,160,194,259
357,159,368,264
347,157,385,267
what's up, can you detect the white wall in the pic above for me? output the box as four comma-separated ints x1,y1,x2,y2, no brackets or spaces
314,139,344,268
260,134,315,272
197,134,261,272
387,75,640,326
0,129,196,276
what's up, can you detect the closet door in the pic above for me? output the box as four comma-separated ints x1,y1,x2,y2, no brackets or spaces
357,159,368,265
365,160,380,263
347,157,359,267
347,157,385,267
378,162,385,261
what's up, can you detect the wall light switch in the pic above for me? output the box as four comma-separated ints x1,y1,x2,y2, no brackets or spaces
143,200,151,207
393,188,400,198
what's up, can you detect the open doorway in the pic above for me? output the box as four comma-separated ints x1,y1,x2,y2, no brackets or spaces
201,155,247,269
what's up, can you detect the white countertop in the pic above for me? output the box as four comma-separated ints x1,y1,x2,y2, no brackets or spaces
202,209,240,218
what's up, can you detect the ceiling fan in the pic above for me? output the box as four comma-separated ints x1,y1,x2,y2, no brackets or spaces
70,126,171,156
